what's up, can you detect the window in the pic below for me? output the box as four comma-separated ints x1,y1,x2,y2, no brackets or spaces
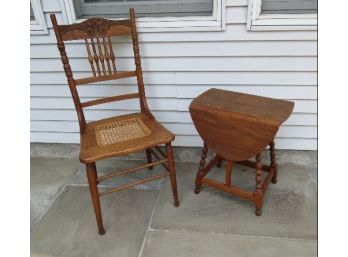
61,0,225,32
31,0,48,35
247,0,317,31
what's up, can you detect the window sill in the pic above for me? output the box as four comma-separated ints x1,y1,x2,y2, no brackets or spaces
250,23,317,31
250,16,317,31
247,7,317,31
31,21,48,35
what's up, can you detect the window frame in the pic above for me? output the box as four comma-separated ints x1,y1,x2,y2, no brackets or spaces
31,0,48,35
60,0,225,32
247,0,317,31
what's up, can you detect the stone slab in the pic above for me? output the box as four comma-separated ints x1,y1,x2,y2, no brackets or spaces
31,186,159,257
151,162,317,239
30,157,80,228
141,230,317,257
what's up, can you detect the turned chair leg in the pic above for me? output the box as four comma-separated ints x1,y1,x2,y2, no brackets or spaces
145,148,153,170
86,163,105,235
165,143,179,207
269,141,278,184
194,143,208,194
254,153,264,216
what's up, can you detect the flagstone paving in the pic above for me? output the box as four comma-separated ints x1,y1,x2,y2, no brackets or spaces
31,154,317,257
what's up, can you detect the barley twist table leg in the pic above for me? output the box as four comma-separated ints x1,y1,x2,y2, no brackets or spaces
254,153,263,216
194,143,208,194
269,140,278,184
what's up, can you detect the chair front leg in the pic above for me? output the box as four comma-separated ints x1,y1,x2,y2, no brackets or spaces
165,142,179,207
86,163,105,235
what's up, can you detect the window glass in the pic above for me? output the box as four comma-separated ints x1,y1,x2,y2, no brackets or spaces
261,0,317,14
73,0,214,19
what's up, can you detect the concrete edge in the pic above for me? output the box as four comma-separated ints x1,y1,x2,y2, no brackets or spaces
30,143,317,169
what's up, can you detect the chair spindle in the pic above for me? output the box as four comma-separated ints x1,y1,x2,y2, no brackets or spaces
85,39,97,77
102,37,112,74
90,38,102,76
107,37,117,72
96,37,107,75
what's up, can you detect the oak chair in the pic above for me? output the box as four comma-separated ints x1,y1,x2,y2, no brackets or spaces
50,9,179,235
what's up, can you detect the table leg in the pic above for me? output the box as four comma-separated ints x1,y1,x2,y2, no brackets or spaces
269,140,278,184
194,143,208,194
254,153,263,216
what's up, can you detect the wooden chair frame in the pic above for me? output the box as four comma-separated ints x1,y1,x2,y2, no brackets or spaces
50,9,179,235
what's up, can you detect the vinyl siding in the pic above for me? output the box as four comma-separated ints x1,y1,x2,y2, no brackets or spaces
30,0,317,150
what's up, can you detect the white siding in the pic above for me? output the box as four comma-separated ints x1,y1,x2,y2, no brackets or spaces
30,0,317,150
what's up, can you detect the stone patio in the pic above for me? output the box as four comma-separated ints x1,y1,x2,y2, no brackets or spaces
30,144,317,257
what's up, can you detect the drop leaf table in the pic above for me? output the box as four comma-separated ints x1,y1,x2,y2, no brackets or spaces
189,88,294,216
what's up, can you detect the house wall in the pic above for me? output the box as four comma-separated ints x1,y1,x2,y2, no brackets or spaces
30,0,317,150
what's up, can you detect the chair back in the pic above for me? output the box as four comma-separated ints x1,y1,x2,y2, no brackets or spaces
50,9,151,134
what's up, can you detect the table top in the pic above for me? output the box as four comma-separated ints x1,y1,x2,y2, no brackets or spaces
190,88,294,127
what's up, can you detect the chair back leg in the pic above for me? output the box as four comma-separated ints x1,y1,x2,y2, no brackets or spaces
145,148,153,170
86,163,105,235
225,160,233,186
165,143,179,207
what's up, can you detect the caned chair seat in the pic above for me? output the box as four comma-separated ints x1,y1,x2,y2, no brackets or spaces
80,113,174,163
